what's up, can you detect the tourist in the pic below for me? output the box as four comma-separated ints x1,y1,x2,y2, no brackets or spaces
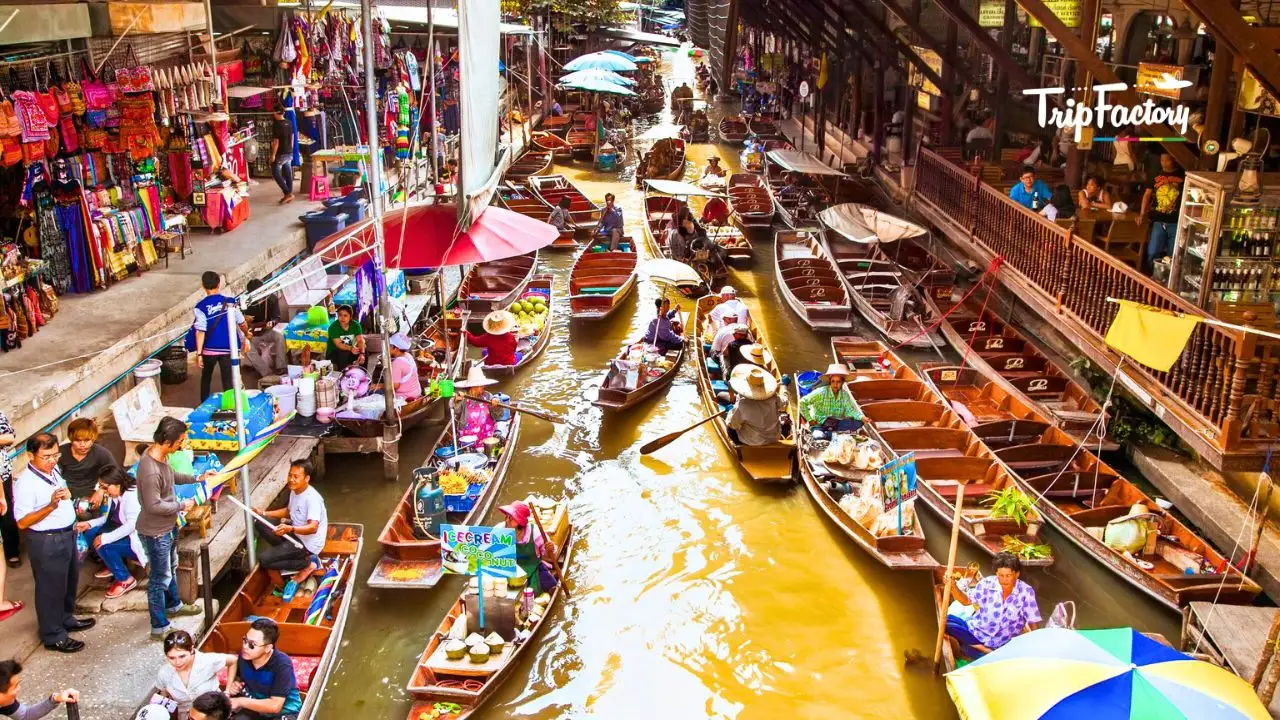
595,193,624,251
252,459,327,600
269,109,294,204
74,465,145,599
229,618,303,719
137,417,209,639
709,286,749,325
709,319,743,356
13,433,95,653
1008,167,1052,211
799,363,863,431
0,660,79,719
465,311,519,368
1040,184,1076,222
0,408,21,621
58,417,116,505
155,630,238,720
726,365,788,446
193,272,250,402
325,305,365,371
547,197,573,232
498,500,557,595
1140,152,1185,270
375,333,422,402
189,692,232,720
452,366,503,442
945,552,1041,659
964,118,993,158
243,279,286,379
666,212,697,263
719,325,754,378
1077,174,1113,211
644,298,685,353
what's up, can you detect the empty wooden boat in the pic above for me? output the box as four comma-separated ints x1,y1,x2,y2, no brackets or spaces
693,295,794,483
566,124,595,157
637,137,686,184
528,175,600,226
405,497,573,720
474,274,554,377
838,255,947,349
200,524,363,717
569,244,638,319
831,339,1054,567
506,150,552,180
773,230,850,331
496,183,576,250
748,115,781,139
594,311,686,410
455,252,538,324
718,115,748,143
727,172,775,229
530,131,572,160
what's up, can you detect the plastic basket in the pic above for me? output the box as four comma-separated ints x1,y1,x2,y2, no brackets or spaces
442,482,486,513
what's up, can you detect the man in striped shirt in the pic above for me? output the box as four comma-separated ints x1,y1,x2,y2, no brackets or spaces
800,364,863,431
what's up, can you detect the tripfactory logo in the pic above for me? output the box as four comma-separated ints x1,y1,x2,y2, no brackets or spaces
1024,80,1193,143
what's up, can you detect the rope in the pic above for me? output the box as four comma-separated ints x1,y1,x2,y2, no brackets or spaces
0,326,185,379
952,267,1002,379
889,256,1004,350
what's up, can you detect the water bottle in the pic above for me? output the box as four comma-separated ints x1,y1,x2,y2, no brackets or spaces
521,586,534,617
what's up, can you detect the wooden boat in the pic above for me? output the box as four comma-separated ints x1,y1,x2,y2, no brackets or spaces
405,497,573,720
693,295,795,483
200,524,363,717
773,230,851,332
637,137,686,184
726,173,775,228
748,115,781,139
640,194,725,291
763,139,793,153
528,175,600,226
496,183,576,250
594,335,686,411
530,131,572,160
837,254,947,349
566,115,595,157
641,88,665,114
718,115,748,143
474,274,554,378
505,150,552,180
706,224,753,268
831,339,1054,567
540,113,572,134
455,252,538,324
368,417,523,589
569,244,637,319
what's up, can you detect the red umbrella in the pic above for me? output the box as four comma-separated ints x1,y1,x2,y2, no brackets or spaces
314,203,560,269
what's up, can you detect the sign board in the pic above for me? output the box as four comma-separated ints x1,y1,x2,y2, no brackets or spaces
907,46,943,111
1135,62,1198,100
440,524,517,578
880,452,918,513
977,0,1009,28
1238,68,1280,118
798,81,809,99
980,0,1079,28
107,2,208,34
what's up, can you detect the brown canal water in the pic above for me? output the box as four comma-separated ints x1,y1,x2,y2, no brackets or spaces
314,49,1179,720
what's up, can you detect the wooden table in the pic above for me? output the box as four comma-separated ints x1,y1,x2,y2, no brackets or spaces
1074,207,1139,245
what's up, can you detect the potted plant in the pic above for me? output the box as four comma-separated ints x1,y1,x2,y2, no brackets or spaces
978,487,1042,537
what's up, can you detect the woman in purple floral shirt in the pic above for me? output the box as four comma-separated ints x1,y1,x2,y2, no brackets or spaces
946,552,1041,659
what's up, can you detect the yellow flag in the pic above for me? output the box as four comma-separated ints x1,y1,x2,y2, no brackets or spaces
816,52,829,90
1103,300,1201,372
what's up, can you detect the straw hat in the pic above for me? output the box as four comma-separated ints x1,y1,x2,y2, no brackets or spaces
1107,503,1161,525
729,363,778,400
820,363,850,381
454,365,497,389
483,310,517,335
741,343,769,367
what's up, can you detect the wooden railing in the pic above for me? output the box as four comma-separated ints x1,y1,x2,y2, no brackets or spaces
912,147,1257,459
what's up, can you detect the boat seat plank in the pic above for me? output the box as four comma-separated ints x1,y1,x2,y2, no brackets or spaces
933,482,997,499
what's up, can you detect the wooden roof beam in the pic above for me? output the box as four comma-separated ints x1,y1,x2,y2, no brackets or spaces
829,0,946,91
1181,0,1280,104
931,0,1038,91
778,0,885,68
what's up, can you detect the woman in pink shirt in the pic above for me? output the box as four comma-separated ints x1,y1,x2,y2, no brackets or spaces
380,333,422,402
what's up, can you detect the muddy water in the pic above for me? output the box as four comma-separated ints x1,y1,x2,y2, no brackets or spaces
314,49,1178,720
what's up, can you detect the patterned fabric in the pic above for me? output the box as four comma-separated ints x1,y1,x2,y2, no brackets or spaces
799,384,862,424
0,410,13,483
37,197,71,293
966,576,1041,649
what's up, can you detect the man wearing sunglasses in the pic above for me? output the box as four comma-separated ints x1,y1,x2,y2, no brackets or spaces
228,618,301,719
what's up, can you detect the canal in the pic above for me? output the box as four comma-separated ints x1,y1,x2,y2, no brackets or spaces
314,48,1179,719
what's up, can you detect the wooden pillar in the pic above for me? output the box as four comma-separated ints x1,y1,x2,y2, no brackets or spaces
719,0,741,101
1028,28,1045,81
851,53,862,142
1065,0,1102,188
1202,0,1239,156
874,66,885,164
992,0,1015,156
941,18,957,145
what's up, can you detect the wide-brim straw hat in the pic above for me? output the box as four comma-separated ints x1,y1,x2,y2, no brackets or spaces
454,365,498,389
741,343,769,367
729,363,778,400
1107,503,1161,526
820,362,850,381
483,310,517,335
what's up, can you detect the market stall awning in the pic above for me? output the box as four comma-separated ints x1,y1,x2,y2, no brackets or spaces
819,204,927,244
767,150,848,177
225,85,272,99
361,3,533,35
644,179,722,197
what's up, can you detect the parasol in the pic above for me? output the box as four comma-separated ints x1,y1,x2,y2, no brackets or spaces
559,77,637,96
564,51,638,73
638,259,703,287
560,68,637,86
602,49,653,64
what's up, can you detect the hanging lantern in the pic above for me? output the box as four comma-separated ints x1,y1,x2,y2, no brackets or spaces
1234,129,1271,205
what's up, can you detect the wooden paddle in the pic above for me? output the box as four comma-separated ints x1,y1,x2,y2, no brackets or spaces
492,400,565,425
640,409,729,454
529,508,570,597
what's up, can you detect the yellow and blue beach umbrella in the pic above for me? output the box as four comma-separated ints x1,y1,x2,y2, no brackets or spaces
946,628,1270,720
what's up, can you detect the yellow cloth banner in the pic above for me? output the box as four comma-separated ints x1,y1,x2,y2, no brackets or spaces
1103,300,1201,372
817,52,829,90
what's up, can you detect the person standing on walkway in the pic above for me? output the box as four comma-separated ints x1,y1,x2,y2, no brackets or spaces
194,272,249,402
1140,152,1185,273
0,660,80,719
0,408,22,625
12,433,95,653
58,418,116,508
137,417,208,639
269,110,295,204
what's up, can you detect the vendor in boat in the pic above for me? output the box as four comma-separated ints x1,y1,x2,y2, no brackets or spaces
671,81,694,107
325,305,366,370
498,501,558,596
644,298,685,353
547,196,573,232
726,365,789,446
452,366,503,442
370,333,422,403
594,193,625,251
701,156,725,180
800,363,864,432
945,552,1042,659
709,286,749,325
465,311,520,368
778,172,803,201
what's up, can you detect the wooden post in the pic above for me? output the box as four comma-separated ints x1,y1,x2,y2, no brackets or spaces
873,68,885,165
1251,611,1280,687
1246,472,1274,576
941,19,957,146
1202,0,1240,161
933,486,966,672
992,0,1015,157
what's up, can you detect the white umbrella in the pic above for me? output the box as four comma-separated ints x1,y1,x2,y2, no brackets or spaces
638,259,703,287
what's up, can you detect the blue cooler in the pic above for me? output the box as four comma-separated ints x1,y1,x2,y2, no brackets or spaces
300,210,349,250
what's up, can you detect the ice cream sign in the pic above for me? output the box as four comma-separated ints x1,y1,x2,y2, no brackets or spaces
1024,81,1193,142
440,525,517,578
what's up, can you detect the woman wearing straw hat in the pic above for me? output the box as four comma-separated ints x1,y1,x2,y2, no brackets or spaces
726,365,789,446
465,310,520,368
799,363,863,432
724,340,768,380
452,365,503,442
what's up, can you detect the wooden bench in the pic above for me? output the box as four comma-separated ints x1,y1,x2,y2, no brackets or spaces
110,377,193,465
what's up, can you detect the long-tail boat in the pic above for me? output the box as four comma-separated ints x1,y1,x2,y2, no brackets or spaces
726,172,775,229
505,150,552,181
367,417,522,589
637,137,687,185
475,274,554,378
568,243,637,319
718,115,748,143
530,131,572,160
454,252,538,325
200,524,363,717
405,497,573,719
594,307,686,410
528,175,600,227
693,295,795,483
496,183,576,250
747,115,781,139
774,230,850,332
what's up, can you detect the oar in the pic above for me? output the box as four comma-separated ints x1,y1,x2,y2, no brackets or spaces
223,493,306,549
933,485,966,673
640,409,728,454
492,400,565,425
529,507,570,597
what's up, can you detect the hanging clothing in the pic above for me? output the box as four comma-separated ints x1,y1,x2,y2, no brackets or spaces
55,202,92,293
36,195,71,293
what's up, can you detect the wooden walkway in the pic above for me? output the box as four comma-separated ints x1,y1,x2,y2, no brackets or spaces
1185,602,1280,718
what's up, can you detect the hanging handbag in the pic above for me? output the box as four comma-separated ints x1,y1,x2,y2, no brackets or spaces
82,128,107,150
0,136,21,167
0,98,19,138
60,115,78,153
80,58,111,110
36,92,60,125
65,60,86,116
39,278,58,316
116,44,156,93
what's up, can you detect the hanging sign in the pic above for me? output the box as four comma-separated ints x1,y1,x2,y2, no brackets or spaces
907,46,943,111
798,81,809,99
440,524,518,578
977,1,1009,28
979,0,1080,28
1238,68,1280,118
1135,63,1197,100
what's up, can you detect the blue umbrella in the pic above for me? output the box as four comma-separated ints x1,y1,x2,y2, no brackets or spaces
560,69,637,87
602,49,652,64
559,77,637,96
564,51,638,73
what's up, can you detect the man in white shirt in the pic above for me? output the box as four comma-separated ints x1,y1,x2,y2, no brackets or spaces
710,320,746,356
254,459,328,600
708,286,749,326
13,433,95,653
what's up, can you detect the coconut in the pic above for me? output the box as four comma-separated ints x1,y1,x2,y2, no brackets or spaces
448,614,468,640
443,639,467,660
464,632,486,646
467,642,491,663
485,631,506,655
